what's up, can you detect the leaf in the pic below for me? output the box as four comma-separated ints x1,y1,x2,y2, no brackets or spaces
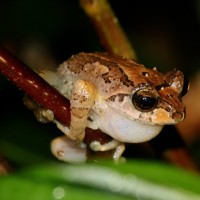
0,160,200,200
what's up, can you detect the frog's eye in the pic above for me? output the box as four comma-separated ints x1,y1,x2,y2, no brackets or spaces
181,76,189,97
132,89,159,112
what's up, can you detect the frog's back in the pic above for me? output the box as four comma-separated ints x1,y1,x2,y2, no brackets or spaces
58,52,165,99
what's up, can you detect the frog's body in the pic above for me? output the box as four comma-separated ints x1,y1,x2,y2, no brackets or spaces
38,52,187,163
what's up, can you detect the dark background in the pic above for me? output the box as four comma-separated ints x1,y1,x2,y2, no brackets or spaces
0,1,199,73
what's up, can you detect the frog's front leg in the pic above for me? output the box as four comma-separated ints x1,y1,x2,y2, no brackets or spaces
67,79,96,141
55,79,96,140
51,80,97,162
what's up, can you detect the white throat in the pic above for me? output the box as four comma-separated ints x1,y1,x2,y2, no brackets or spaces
93,106,163,143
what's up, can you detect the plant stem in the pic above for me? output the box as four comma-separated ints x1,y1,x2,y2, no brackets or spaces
0,48,70,126
80,0,137,60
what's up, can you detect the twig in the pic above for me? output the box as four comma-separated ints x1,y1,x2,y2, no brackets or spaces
80,0,137,60
0,48,70,126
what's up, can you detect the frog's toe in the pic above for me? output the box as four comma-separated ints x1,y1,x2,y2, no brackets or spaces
51,136,87,163
90,139,119,151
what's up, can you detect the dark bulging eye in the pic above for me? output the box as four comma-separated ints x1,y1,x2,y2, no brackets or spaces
181,76,189,97
132,90,159,112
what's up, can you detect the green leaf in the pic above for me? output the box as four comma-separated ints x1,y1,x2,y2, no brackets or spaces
0,160,200,200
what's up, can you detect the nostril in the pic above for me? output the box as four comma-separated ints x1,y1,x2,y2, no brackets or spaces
172,112,185,122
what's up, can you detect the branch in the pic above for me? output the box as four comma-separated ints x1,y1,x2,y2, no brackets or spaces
0,48,70,126
80,0,137,60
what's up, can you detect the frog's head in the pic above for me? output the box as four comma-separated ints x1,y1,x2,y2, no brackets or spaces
107,66,188,125
103,66,188,143
130,68,188,125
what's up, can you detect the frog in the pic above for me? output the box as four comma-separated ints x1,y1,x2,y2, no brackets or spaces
30,52,188,163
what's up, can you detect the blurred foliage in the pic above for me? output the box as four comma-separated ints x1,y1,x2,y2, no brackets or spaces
0,1,200,199
0,161,200,200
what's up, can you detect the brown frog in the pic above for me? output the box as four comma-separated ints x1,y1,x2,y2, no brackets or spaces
35,52,188,163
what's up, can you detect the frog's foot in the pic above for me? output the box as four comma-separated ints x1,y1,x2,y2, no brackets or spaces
56,121,70,136
55,121,85,142
90,140,125,161
90,139,119,151
51,136,87,163
36,109,54,123
113,143,126,161
24,95,54,123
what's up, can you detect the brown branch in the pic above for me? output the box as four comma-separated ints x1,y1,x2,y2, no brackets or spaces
0,153,12,175
0,48,70,126
80,0,137,60
163,148,199,173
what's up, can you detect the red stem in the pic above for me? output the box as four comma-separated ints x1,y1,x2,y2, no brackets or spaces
0,48,71,126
